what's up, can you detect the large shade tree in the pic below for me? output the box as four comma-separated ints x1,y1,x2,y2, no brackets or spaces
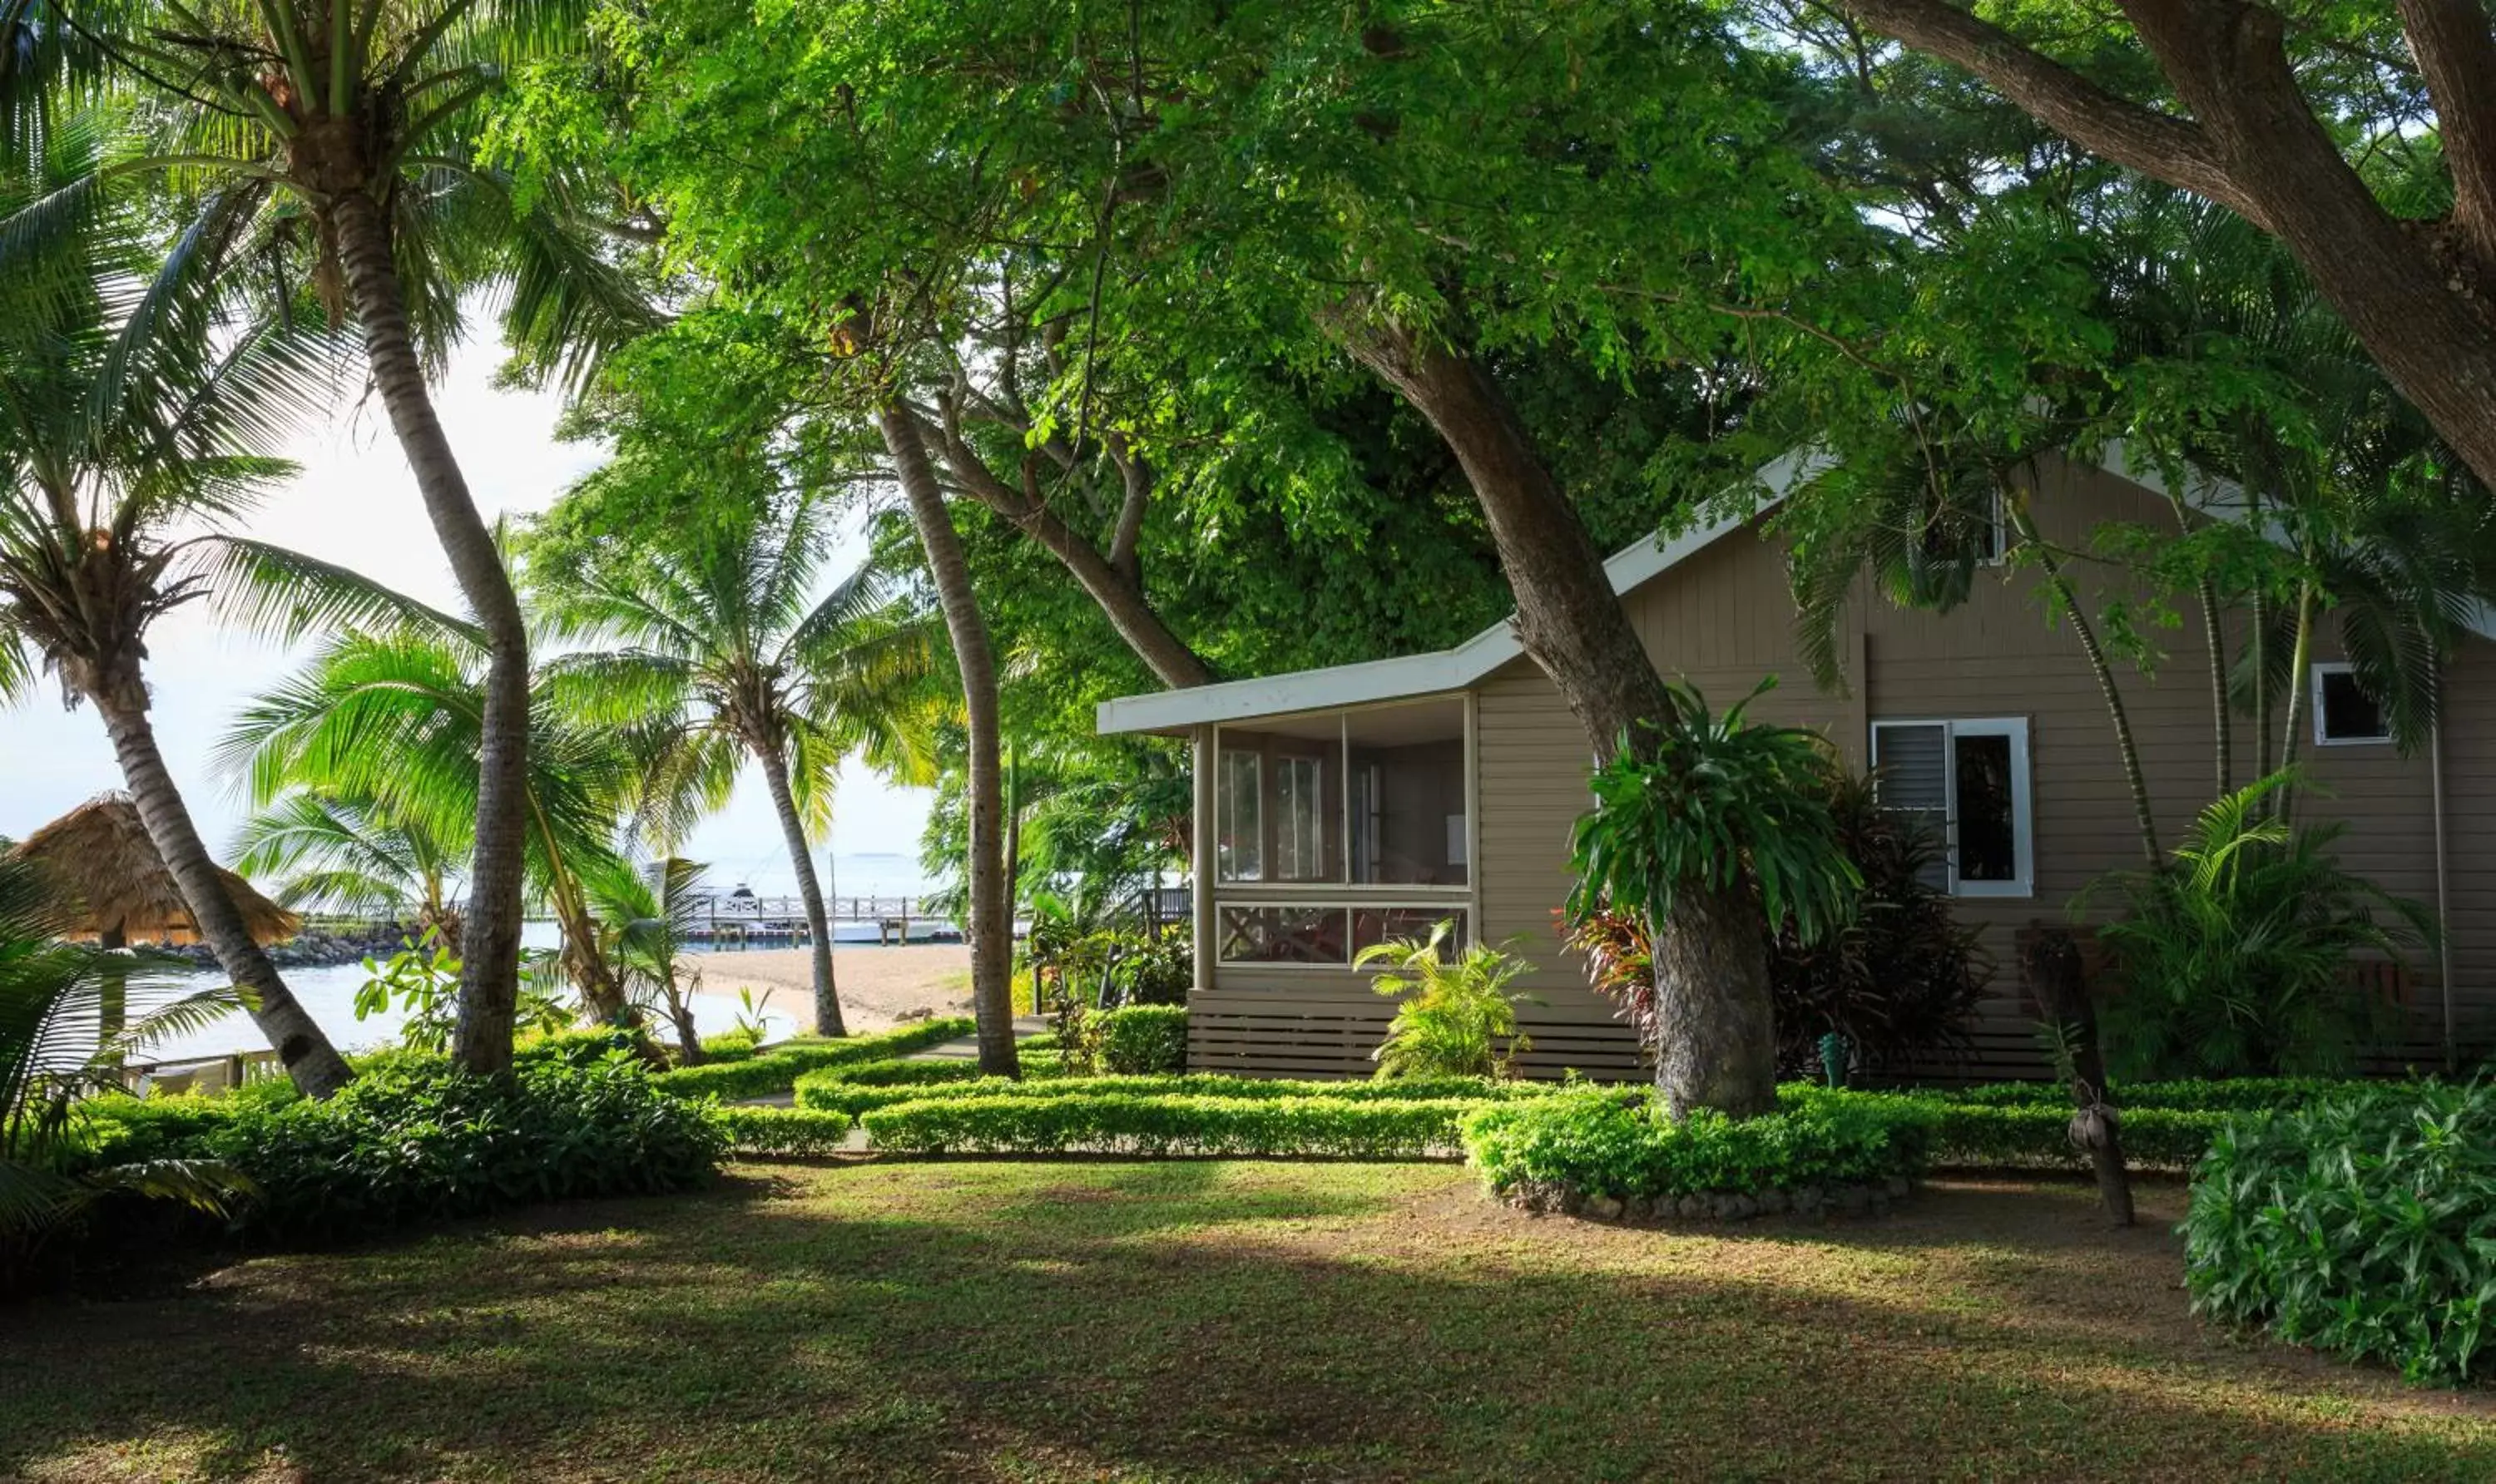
2,0,656,1072
1800,0,2496,495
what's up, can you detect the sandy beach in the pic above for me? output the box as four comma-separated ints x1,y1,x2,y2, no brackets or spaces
684,943,973,1034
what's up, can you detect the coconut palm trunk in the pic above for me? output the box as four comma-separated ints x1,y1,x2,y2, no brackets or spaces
87,667,352,1096
879,404,1017,1077
755,740,845,1036
329,191,534,1075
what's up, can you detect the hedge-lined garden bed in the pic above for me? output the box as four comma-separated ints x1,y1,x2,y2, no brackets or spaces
859,1091,1488,1158
646,1017,976,1100
1461,1086,1940,1220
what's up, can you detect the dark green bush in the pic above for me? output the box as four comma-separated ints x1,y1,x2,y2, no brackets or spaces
513,1026,646,1067
1092,1005,1187,1074
648,1017,974,1100
797,1069,1549,1120
2185,1081,2496,1384
199,1056,726,1243
860,1091,1478,1158
1460,1086,1938,1200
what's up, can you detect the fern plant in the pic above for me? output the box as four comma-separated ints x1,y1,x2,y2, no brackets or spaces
2088,770,2434,1078
1356,922,1537,1081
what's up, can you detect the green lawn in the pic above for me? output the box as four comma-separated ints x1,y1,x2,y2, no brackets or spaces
7,1163,2492,1482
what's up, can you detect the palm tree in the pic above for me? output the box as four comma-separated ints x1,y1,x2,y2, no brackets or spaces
527,491,938,1037
580,853,706,1061
3,0,658,1072
220,625,644,1026
230,789,460,938
0,143,422,1097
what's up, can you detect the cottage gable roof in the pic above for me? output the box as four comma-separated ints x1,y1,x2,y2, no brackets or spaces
1096,444,2494,736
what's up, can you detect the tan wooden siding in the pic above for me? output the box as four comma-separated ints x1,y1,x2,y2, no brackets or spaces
1198,452,2489,1080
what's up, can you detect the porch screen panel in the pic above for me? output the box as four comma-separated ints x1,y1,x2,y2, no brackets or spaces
1345,699,1468,887
1217,748,1262,882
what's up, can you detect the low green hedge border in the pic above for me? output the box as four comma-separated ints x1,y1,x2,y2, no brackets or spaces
2186,1081,2496,1385
1460,1087,1939,1203
795,1069,1552,1120
648,1018,975,1100
859,1091,1485,1158
713,1106,861,1157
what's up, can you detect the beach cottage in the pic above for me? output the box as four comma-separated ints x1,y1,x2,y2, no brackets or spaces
1097,450,2496,1081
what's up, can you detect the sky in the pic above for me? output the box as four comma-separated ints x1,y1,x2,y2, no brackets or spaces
0,334,936,898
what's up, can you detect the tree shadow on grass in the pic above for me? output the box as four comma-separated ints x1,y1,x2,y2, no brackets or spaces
4,1164,2492,1482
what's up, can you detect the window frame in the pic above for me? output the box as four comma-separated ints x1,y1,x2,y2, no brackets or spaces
2310,661,2394,747
1870,715,2035,899
1210,696,1478,973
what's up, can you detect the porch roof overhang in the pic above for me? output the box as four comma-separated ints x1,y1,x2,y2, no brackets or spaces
1097,442,2496,739
1097,447,1833,736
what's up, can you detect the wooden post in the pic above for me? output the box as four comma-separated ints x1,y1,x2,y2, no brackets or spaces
2023,924,2133,1227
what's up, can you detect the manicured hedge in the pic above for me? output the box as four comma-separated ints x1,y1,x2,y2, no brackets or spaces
648,1018,975,1100
859,1091,1483,1158
1460,1086,1939,1202
1923,1101,2235,1171
713,1106,861,1157
512,1026,646,1067
796,1070,1552,1120
1923,1077,2365,1114
2186,1081,2496,1384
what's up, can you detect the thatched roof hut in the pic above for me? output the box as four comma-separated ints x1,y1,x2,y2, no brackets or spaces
4,793,299,946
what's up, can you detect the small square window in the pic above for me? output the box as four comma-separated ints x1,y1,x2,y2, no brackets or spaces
2313,664,2391,746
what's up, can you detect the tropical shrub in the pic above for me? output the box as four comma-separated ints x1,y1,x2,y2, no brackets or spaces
2090,772,2433,1078
1092,1005,1189,1074
1567,681,1860,1116
647,1017,974,1099
1768,774,1990,1075
198,1056,726,1244
1460,1086,1937,1203
1357,923,1533,1080
2184,1082,2496,1384
860,1091,1481,1158
1568,776,1988,1083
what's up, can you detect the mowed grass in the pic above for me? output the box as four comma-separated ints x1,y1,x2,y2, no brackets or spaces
7,1164,2494,1482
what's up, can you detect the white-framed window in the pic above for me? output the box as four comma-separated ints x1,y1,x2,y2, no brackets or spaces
1974,487,2008,566
1870,717,2034,898
2311,663,2392,746
1217,748,1263,881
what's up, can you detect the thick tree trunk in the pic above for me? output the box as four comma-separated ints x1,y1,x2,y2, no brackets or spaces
2023,926,2134,1226
1648,885,1780,1120
329,190,532,1075
1337,319,1783,1117
881,403,1018,1077
89,675,353,1097
1334,322,1676,760
755,738,845,1036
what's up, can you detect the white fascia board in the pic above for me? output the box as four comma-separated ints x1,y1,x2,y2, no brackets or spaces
1096,446,1835,736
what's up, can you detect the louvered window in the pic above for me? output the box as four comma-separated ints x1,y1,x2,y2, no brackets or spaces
1870,719,2033,898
